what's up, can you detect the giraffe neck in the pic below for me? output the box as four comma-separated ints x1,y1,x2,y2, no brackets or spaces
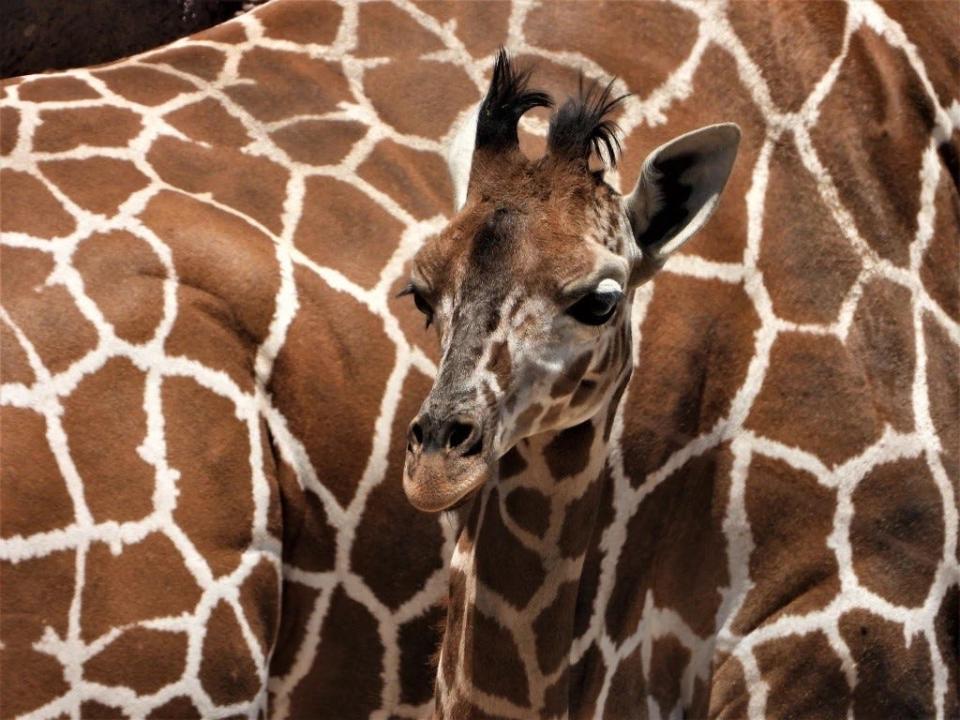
435,374,627,718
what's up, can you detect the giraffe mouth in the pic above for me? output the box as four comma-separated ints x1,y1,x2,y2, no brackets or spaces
402,449,492,513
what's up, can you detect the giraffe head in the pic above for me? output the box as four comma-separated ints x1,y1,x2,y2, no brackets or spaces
403,51,740,512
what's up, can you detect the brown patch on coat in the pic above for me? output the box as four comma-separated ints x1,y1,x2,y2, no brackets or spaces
606,446,731,642
0,550,73,717
279,457,337,571
398,604,446,706
603,643,647,719
759,137,861,324
525,1,697,101
847,278,916,432
754,631,850,719
839,609,935,717
746,332,879,467
1,169,76,237
0,407,73,537
465,606,529,708
165,98,252,148
572,466,614,642
483,340,512,393
146,697,201,720
0,324,34,384
201,19,247,44
352,368,445,609
81,533,202,641
165,376,253,578
1,246,98,374
850,457,944,607
359,139,453,220
227,48,350,122
144,46,226,82
0,107,18,155
365,60,478,139
649,635,690,717
543,420,595,479
271,119,365,167
543,666,569,719
924,314,959,466
62,358,154,524
707,653,749,720
72,230,166,344
356,2,444,57
623,276,759,482
475,488,545,610
619,46,766,263
811,29,934,268
877,0,959,108
727,2,847,111
79,701,126,718
148,136,289,234
569,642,605,719
267,581,318,680
259,0,342,45
238,557,280,658
499,446,528,480
287,586,384,720
513,402,544,439
504,486,550,539
934,585,959,716
732,454,840,634
558,473,604,559
294,175,405,288
85,628,187,694
140,190,279,388
533,581,579,675
413,1,510,58
920,169,960,322
18,76,100,102
39,157,149,216
33,107,142,153
550,352,592,399
94,66,195,106
199,601,262,705
269,266,393,506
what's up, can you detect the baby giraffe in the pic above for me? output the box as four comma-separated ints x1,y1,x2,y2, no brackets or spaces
402,51,739,719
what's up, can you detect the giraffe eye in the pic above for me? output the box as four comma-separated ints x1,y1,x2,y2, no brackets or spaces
399,283,434,327
567,281,622,326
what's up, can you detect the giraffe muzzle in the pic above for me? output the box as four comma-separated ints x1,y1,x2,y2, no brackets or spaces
403,413,491,512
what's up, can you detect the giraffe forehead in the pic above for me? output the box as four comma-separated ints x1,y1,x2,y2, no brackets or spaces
420,200,615,298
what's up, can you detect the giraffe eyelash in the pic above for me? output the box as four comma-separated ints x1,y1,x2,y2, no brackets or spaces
399,283,434,328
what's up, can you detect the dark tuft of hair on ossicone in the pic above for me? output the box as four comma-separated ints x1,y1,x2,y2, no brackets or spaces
547,75,630,168
475,48,553,152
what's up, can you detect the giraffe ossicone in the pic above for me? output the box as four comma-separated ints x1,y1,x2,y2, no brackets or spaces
401,50,739,716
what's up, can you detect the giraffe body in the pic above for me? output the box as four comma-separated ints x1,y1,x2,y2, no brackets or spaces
1,1,957,718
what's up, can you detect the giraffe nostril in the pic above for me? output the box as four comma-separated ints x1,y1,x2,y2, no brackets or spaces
447,421,473,450
463,437,483,458
408,420,424,452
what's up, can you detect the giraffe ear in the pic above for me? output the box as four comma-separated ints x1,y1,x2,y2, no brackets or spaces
625,123,740,279
447,103,480,212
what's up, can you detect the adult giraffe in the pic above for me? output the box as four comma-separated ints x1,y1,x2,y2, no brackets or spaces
1,1,957,719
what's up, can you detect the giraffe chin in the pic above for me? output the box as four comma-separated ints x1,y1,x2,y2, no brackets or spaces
402,452,491,513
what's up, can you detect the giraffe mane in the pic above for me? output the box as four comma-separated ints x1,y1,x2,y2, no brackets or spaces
547,75,630,168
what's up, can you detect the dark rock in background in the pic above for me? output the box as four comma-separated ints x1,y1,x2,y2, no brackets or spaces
1,0,263,79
